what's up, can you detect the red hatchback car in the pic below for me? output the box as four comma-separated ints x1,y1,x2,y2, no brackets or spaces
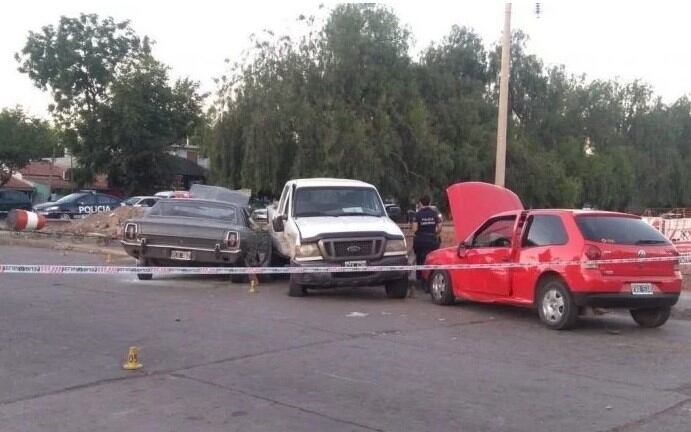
423,182,682,330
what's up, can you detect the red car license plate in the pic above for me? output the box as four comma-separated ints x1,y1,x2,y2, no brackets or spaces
631,283,654,295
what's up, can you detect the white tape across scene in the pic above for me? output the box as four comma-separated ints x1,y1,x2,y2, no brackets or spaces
1,255,690,275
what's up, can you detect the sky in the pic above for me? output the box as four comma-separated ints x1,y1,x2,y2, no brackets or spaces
1,0,689,119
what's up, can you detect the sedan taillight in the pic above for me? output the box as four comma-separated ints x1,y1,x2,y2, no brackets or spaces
124,223,138,241
225,231,239,249
582,245,602,269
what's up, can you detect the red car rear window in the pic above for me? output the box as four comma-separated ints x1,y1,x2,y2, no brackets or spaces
575,215,670,245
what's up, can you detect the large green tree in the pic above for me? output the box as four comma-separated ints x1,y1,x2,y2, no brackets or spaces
0,107,57,186
17,14,203,193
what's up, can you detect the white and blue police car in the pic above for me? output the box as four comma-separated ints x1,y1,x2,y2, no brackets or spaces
33,191,122,220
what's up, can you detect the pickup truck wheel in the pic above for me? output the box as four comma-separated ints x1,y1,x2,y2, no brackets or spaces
429,271,455,305
630,306,671,328
230,274,246,283
288,277,307,297
537,278,578,330
385,278,408,299
136,258,152,281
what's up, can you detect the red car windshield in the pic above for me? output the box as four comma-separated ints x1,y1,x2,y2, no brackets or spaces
575,215,670,245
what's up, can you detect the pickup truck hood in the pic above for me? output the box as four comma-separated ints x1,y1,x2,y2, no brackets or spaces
295,216,403,241
447,182,523,242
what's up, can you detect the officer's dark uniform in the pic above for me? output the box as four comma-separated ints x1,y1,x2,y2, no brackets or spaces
413,206,441,281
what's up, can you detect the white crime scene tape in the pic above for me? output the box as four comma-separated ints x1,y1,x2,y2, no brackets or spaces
1,255,689,275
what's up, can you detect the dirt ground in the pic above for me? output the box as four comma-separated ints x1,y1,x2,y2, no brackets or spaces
42,207,146,238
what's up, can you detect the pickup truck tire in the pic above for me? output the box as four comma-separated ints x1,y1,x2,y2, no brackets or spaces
537,277,578,330
230,274,246,283
429,271,455,305
136,258,152,281
288,277,307,297
385,278,408,299
630,306,671,328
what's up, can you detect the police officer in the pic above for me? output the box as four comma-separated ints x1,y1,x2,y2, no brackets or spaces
412,194,442,291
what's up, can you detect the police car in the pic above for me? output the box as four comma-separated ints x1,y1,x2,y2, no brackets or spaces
33,191,121,220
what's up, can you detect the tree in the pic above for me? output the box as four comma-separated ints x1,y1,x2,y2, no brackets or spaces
17,14,203,194
0,107,57,187
97,56,203,195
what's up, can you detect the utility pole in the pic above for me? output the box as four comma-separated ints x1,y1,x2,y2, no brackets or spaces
495,2,511,187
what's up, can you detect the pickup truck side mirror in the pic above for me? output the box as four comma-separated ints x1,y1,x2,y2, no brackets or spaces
272,215,287,232
457,241,469,258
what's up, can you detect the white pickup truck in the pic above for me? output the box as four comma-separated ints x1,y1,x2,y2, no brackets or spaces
268,178,409,297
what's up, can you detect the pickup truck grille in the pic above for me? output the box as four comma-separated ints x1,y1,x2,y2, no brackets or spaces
320,238,385,260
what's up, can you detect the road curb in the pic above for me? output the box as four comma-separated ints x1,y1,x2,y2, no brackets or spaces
0,232,129,258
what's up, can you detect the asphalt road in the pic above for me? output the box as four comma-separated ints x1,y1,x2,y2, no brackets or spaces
1,246,691,432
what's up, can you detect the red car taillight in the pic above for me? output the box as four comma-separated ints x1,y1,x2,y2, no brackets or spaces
225,231,239,249
668,248,681,271
582,245,602,269
124,223,138,241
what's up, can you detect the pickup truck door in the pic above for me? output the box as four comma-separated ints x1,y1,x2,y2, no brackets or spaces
456,215,517,297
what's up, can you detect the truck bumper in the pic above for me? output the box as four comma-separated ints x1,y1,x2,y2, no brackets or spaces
291,255,408,288
121,241,244,266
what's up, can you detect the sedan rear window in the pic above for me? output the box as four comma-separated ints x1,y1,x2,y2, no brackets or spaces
575,215,670,245
149,201,237,223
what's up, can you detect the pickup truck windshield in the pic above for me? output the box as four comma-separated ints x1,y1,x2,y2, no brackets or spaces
294,187,385,217
575,215,670,245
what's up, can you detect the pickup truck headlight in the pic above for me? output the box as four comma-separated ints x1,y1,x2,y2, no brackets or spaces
385,239,407,255
295,243,322,259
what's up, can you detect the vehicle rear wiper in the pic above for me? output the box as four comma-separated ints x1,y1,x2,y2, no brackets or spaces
635,239,667,245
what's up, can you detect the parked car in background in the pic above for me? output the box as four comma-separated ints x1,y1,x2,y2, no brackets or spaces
121,184,270,281
155,191,191,199
122,196,160,208
33,191,121,220
0,190,32,218
423,182,682,330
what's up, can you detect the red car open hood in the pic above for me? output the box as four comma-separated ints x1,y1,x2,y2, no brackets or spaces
447,182,524,242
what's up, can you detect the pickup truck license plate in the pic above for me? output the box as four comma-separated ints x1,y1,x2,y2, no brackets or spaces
171,250,192,260
344,260,367,268
631,283,654,295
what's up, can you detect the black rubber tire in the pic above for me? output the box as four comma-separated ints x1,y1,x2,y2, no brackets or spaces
385,278,409,299
288,276,307,297
630,306,671,328
136,258,152,281
536,277,579,330
230,274,246,283
429,271,455,305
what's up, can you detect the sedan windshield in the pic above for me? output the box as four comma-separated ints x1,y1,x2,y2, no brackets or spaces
54,193,87,204
294,187,385,217
149,201,238,223
575,215,670,245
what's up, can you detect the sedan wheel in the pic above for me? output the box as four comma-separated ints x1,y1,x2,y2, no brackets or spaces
429,271,455,305
537,278,578,330
60,213,71,221
630,306,671,328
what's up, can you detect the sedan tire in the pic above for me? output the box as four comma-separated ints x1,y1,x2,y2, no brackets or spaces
429,271,455,305
136,258,152,281
630,306,671,328
537,277,578,330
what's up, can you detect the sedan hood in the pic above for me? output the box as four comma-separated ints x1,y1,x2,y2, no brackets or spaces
447,182,523,242
295,216,403,241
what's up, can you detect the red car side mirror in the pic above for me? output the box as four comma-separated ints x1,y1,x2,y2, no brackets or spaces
457,241,468,258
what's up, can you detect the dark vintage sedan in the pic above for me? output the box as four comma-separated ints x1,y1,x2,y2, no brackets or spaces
121,185,269,281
